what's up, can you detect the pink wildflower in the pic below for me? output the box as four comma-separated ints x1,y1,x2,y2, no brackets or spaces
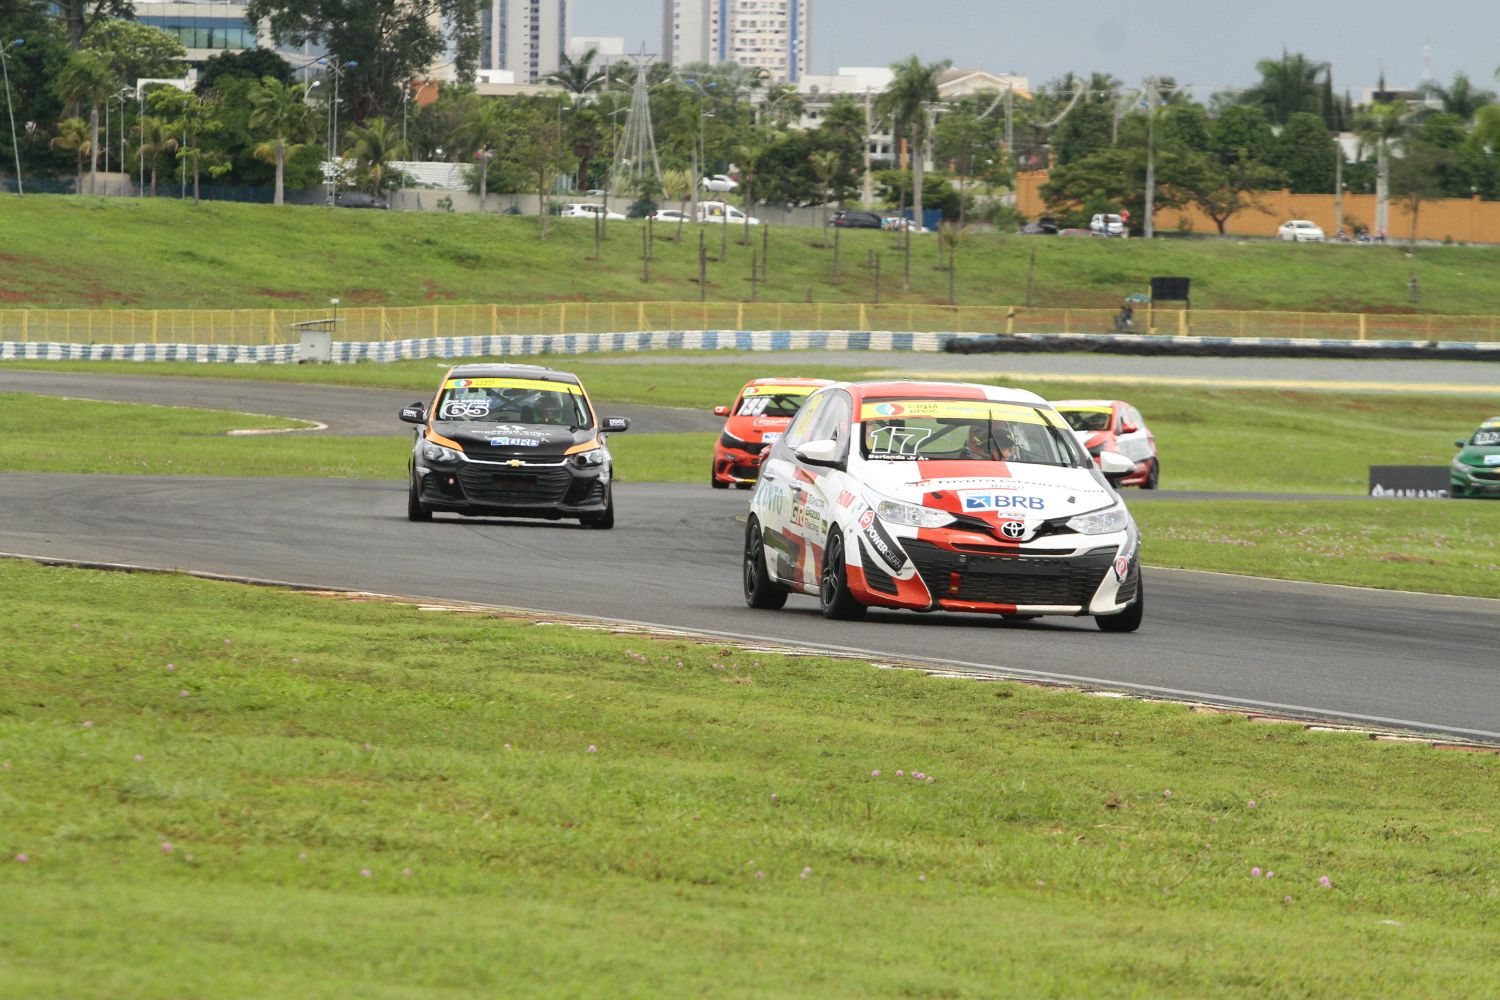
870,769,880,777
1319,875,1332,888
360,868,372,878
14,853,28,863
1162,789,1172,799
160,842,174,854
1251,867,1262,877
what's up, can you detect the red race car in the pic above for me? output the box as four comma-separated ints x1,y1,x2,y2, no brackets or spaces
711,377,835,488
1052,399,1160,489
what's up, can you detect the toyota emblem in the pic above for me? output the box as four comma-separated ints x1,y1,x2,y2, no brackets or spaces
1000,520,1025,539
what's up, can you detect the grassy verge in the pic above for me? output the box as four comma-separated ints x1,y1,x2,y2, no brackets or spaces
6,197,1500,313
2,559,1497,997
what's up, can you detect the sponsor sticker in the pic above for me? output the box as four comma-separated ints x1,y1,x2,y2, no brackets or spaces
742,384,817,397
490,437,541,447
960,491,1045,512
836,489,857,508
1114,555,1130,580
762,432,783,443
441,399,492,419
857,507,906,571
1485,455,1500,466
859,400,1048,424
1474,430,1500,446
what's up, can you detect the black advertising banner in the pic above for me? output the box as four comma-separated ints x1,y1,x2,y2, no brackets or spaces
1368,466,1450,499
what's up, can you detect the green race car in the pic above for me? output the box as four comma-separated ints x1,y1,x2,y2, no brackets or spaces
1450,417,1500,498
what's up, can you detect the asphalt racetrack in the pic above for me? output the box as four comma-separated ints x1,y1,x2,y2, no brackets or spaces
1,363,1496,741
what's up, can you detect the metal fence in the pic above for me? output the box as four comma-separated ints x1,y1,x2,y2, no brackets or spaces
2,302,1497,346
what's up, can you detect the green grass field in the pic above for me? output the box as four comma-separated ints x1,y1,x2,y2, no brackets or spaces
6,196,1500,314
2,559,1497,998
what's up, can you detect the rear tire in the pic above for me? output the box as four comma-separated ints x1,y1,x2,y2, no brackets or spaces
819,532,867,621
743,518,788,609
1143,459,1160,490
581,484,614,529
407,475,432,522
1096,577,1144,633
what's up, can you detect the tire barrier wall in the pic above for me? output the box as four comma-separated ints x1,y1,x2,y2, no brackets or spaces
5,329,1500,364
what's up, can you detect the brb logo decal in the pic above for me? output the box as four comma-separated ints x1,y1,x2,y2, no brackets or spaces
960,491,1045,512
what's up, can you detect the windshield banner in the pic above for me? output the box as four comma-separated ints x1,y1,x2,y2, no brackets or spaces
444,377,582,394
860,400,1049,424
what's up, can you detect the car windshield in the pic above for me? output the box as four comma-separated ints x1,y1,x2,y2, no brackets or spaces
858,399,1090,467
1058,408,1112,432
735,385,817,418
435,376,592,428
1469,425,1500,446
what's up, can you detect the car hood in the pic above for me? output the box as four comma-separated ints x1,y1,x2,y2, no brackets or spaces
432,421,594,460
861,460,1117,521
723,414,793,442
1455,445,1500,468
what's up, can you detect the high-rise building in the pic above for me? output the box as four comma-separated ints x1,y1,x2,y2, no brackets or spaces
663,0,810,84
480,0,570,84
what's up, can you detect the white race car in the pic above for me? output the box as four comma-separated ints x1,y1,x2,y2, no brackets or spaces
743,380,1144,630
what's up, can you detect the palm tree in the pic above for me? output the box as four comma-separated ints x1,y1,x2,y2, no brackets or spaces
877,56,950,236
49,117,91,192
1353,101,1410,239
1431,72,1494,121
809,149,840,232
345,116,410,195
452,97,510,204
248,77,313,206
55,50,119,195
131,115,178,196
1240,51,1327,125
546,48,606,98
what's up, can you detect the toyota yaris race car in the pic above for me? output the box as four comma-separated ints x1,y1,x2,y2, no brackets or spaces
712,377,835,488
743,381,1144,630
1451,416,1500,498
400,363,630,527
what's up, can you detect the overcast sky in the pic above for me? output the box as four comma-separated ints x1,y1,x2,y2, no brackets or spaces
572,0,1499,96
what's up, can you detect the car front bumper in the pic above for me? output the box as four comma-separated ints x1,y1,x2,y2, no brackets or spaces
416,456,609,517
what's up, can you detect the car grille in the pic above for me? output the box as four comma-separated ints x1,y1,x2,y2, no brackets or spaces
721,433,769,456
457,464,572,505
1469,468,1500,482
904,540,1115,607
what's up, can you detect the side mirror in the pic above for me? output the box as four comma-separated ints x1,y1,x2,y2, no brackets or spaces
1120,422,1138,435
714,405,731,417
794,439,842,468
602,416,631,433
399,403,426,424
1098,451,1135,476
1455,440,1466,448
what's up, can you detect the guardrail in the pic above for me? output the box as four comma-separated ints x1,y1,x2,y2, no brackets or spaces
2,302,1497,346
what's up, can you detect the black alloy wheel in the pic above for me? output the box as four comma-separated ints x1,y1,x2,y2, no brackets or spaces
407,474,432,522
818,532,867,620
1096,577,1144,633
582,484,615,529
743,518,789,609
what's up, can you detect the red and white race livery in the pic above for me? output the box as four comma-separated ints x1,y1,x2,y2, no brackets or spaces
742,381,1144,631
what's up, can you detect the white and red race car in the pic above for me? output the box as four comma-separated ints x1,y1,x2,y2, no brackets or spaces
742,380,1144,631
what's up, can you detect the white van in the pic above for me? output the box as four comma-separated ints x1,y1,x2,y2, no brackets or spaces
697,201,761,226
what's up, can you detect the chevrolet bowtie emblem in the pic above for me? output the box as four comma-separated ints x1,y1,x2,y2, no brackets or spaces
506,460,524,467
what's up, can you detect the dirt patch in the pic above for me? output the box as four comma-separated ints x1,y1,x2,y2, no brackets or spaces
345,289,387,305
1361,305,1419,315
0,288,35,302
422,279,456,301
253,289,307,301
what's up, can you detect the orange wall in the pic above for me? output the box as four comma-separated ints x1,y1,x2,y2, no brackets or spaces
1014,171,1500,243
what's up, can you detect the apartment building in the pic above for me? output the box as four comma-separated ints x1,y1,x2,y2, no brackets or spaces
662,0,810,84
480,0,570,84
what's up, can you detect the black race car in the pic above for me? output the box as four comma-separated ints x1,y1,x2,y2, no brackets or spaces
400,363,630,527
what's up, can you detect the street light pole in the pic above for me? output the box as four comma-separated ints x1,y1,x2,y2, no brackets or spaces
2,39,24,195
1143,77,1157,240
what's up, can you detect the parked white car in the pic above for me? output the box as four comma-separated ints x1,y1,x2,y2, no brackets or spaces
650,209,692,223
560,203,626,221
698,201,760,225
1277,219,1325,242
701,174,739,193
1090,213,1127,237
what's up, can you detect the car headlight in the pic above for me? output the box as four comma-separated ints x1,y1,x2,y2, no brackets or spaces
874,497,955,529
573,447,607,468
421,442,460,463
1066,503,1131,535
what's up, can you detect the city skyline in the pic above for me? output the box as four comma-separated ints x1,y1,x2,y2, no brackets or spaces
574,0,1500,96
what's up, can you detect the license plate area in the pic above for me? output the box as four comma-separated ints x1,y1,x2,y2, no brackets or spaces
495,474,537,488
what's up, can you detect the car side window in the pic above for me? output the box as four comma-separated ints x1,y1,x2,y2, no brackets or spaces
808,390,852,449
782,391,828,449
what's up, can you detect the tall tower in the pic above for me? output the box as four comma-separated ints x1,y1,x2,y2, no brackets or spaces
663,1,810,83
482,0,570,84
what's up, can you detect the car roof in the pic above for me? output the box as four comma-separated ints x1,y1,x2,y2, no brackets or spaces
832,380,1049,407
740,376,836,390
1052,399,1119,409
442,363,581,386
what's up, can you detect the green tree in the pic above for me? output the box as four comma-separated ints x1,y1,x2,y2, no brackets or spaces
344,115,408,194
876,55,949,234
247,0,481,121
1207,105,1276,168
80,17,183,85
196,48,294,94
1353,101,1410,236
130,112,177,195
1049,73,1117,165
510,103,574,240
1430,72,1493,121
54,49,118,193
1271,111,1337,193
451,95,510,202
248,76,313,204
48,115,91,190
545,47,605,98
1240,51,1327,125
54,0,131,49
150,86,223,204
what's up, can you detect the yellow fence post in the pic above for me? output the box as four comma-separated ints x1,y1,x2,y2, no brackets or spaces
151,310,158,344
559,303,567,335
1178,309,1186,335
859,303,869,331
737,302,744,329
1358,314,1367,341
21,311,28,342
637,301,645,330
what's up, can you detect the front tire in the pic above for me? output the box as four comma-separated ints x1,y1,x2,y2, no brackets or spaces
1142,459,1160,490
1096,577,1144,633
743,518,788,609
581,484,614,529
819,532,867,621
711,466,729,489
407,474,432,522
